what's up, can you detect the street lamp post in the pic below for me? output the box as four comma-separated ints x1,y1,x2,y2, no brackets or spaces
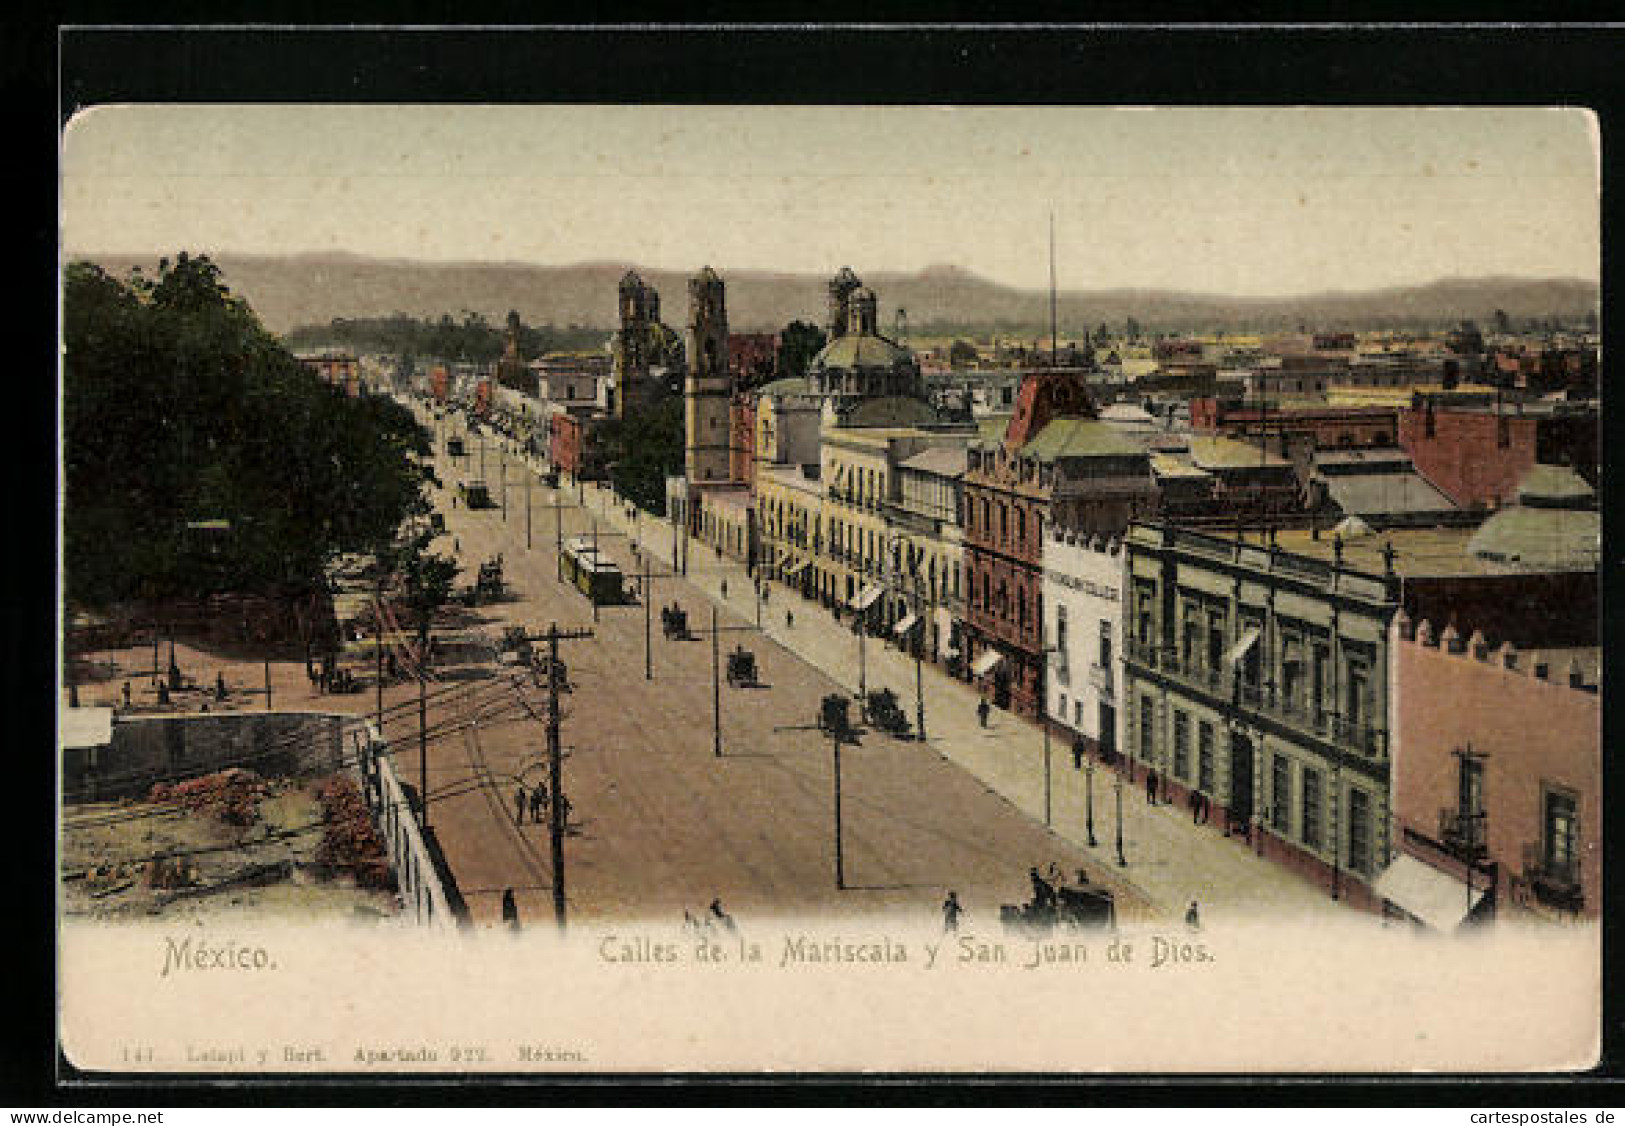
1085,754,1098,847
1114,770,1127,867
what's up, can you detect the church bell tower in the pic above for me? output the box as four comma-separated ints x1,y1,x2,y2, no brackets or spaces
684,266,732,483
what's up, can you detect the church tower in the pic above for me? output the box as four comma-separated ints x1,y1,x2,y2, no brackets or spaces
684,266,732,483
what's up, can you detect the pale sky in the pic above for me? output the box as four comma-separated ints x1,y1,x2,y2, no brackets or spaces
61,105,1598,297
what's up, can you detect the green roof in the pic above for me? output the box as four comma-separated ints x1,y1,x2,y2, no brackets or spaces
1021,419,1146,462
974,415,1011,448
1188,435,1289,470
840,395,942,429
1516,464,1595,508
1467,506,1600,571
812,332,913,372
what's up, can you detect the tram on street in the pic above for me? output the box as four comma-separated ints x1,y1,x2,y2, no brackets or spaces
560,536,624,605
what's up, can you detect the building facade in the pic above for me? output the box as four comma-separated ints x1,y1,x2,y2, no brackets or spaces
1120,523,1399,910
1041,529,1126,757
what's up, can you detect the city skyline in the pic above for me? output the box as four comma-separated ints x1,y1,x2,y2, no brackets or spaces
62,105,1598,299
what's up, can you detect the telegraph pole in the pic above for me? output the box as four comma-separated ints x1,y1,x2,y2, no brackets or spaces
695,608,761,759
1114,770,1127,866
832,723,846,890
1043,715,1053,826
541,622,595,932
525,466,532,550
711,606,722,757
500,451,507,522
264,659,272,711
418,672,429,832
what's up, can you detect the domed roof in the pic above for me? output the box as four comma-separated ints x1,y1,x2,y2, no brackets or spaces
811,331,914,373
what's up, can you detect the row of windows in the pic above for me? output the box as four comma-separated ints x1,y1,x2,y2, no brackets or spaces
966,494,1043,551
1146,700,1378,876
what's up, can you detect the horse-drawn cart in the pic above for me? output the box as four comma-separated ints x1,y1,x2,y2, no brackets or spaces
725,646,758,688
661,604,691,640
862,688,911,738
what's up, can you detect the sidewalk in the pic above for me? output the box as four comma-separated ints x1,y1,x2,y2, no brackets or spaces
576,479,1347,925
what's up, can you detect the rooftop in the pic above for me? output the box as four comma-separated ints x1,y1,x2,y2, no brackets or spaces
1021,418,1146,463
1323,473,1457,517
899,446,967,479
1188,435,1290,470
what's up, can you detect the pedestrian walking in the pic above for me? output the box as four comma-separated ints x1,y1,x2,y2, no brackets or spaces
977,699,991,728
529,784,547,824
720,578,728,600
1185,900,1202,931
514,784,527,824
942,891,963,934
1071,739,1085,771
215,672,228,701
1189,790,1201,824
501,887,519,931
1146,769,1159,805
557,793,572,827
709,898,737,934
121,681,132,709
785,609,794,629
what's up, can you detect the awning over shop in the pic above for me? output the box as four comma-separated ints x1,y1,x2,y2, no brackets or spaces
851,584,885,613
892,613,920,637
1223,629,1261,666
971,649,1005,677
1373,853,1485,932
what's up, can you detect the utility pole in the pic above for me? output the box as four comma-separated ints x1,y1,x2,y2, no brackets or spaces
1085,754,1098,847
695,608,761,759
711,606,721,757
418,672,429,832
1043,714,1052,827
500,451,507,523
264,659,272,711
525,465,533,550
541,622,594,932
832,723,846,890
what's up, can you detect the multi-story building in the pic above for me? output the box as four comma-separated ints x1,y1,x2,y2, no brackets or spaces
962,369,1157,718
1399,396,1599,510
888,446,967,664
1121,462,1597,911
1120,522,1405,910
1041,528,1125,758
1384,611,1599,927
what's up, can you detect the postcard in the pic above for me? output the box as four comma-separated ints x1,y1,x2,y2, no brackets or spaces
58,103,1601,1075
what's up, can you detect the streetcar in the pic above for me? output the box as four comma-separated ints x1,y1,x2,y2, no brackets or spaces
560,536,624,605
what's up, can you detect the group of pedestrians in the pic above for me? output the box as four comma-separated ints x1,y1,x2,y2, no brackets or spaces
683,898,737,936
513,782,569,828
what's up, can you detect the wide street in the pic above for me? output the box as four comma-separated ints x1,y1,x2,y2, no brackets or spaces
414,399,1352,932
381,400,1155,931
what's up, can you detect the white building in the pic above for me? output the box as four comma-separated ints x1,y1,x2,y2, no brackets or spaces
1041,527,1126,758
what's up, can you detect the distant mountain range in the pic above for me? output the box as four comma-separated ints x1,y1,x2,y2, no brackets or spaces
78,251,1599,339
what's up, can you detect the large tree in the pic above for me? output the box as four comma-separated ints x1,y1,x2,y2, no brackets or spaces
64,253,433,608
777,320,827,380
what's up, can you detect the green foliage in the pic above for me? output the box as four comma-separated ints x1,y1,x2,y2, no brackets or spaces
389,530,461,644
64,253,433,609
777,320,827,380
284,312,609,362
599,397,684,515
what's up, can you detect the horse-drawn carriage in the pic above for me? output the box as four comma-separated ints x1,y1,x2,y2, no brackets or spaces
498,625,533,667
661,604,691,640
817,694,855,742
862,688,911,738
725,646,758,688
1000,872,1116,936
477,556,504,597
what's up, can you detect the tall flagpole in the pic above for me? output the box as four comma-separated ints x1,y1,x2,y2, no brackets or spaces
1049,210,1058,365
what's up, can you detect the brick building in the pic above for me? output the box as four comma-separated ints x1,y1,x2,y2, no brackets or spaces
963,370,1155,718
1398,398,1599,510
1190,398,1401,452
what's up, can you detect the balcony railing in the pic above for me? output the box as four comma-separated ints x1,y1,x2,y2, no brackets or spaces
1438,808,1487,858
1522,843,1583,912
1126,641,1388,756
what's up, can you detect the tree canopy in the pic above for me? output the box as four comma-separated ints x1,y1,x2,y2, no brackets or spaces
777,320,827,380
64,253,433,608
598,397,685,515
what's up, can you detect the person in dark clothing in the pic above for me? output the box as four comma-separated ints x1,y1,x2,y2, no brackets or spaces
1146,769,1158,804
122,681,132,708
1072,739,1085,770
942,891,963,934
1185,900,1202,931
529,785,547,824
786,609,794,629
709,898,737,934
1029,866,1056,910
720,579,728,600
977,699,991,728
215,672,228,701
1189,790,1201,823
514,784,527,824
501,888,519,931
